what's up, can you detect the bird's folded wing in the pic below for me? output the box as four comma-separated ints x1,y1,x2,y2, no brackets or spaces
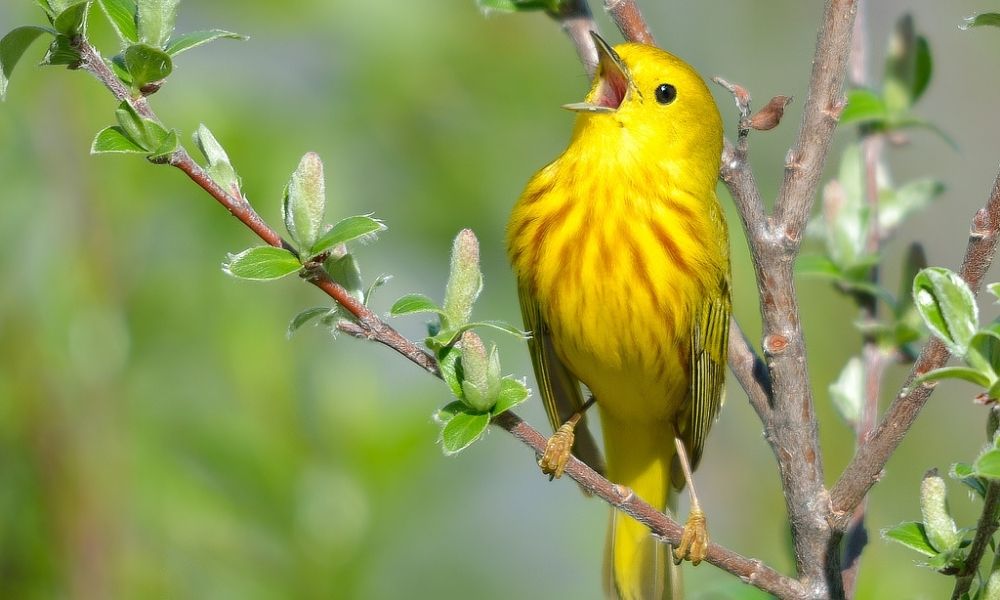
684,278,731,472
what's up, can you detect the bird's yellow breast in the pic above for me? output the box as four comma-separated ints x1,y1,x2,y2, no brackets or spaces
508,149,726,421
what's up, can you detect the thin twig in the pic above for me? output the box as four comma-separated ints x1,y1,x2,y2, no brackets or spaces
952,480,1000,599
604,0,654,45
832,168,1000,519
493,411,806,599
548,0,599,77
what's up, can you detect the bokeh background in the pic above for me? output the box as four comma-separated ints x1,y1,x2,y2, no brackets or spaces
2,1,1000,598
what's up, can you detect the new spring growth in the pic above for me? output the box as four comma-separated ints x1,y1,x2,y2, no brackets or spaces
459,331,502,412
443,229,482,330
920,468,960,554
283,152,326,253
193,125,241,198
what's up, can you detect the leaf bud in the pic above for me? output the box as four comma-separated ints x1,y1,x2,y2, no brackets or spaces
283,152,327,252
919,468,960,553
443,229,482,330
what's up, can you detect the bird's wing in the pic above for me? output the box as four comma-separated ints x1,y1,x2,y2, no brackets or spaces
518,282,606,476
682,276,731,473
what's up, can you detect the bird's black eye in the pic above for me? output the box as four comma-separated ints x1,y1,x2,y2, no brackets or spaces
655,83,677,105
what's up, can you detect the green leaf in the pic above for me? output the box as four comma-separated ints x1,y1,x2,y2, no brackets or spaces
976,449,1000,480
164,29,247,56
427,320,530,351
476,0,550,13
884,15,919,114
325,253,364,303
840,88,888,126
53,1,91,36
795,254,843,278
223,247,301,281
41,34,80,66
951,462,988,498
437,346,464,399
911,36,932,104
136,0,179,48
282,152,326,251
114,100,145,144
0,26,55,100
913,267,978,357
363,273,392,306
287,307,334,337
491,377,529,416
880,179,944,237
390,293,445,317
966,331,1000,382
881,522,937,557
915,367,991,388
90,126,147,154
309,215,386,257
440,408,490,455
123,42,172,89
961,13,1000,30
147,128,179,161
97,0,138,45
830,356,863,426
433,401,465,427
192,124,240,195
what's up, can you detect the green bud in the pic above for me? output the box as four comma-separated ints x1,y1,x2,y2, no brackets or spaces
459,331,500,412
443,229,482,330
193,125,241,197
919,469,960,553
283,152,326,252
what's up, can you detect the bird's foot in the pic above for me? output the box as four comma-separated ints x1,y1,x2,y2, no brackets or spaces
538,421,576,480
673,508,709,566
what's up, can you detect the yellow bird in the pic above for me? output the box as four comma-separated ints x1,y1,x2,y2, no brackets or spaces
506,33,729,599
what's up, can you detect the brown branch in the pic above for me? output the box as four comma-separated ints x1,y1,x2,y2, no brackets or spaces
773,0,855,240
604,0,654,45
952,480,1000,600
493,411,806,599
728,319,772,420
75,37,440,378
548,0,599,77
831,168,1000,519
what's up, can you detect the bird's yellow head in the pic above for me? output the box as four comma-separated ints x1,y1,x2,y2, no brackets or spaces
565,33,723,193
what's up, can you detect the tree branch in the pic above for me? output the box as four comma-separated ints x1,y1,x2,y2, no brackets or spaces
831,167,1000,519
493,411,805,599
604,0,654,45
549,0,599,76
952,480,1000,600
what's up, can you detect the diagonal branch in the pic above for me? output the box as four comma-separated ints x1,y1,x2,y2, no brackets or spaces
493,411,805,599
831,167,1000,520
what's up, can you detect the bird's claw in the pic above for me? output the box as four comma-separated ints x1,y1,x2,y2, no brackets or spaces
673,508,709,566
538,421,576,479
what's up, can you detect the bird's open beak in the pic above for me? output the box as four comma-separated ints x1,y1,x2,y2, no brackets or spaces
563,32,632,114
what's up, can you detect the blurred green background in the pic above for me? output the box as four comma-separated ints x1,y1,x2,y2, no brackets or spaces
2,1,1000,598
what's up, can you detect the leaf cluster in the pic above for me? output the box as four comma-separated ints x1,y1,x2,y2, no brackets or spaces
389,231,529,454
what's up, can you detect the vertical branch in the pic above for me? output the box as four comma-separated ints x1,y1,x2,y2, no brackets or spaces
841,3,883,594
604,0,654,44
550,0,600,76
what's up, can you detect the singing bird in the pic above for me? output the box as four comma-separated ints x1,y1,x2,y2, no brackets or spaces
507,33,729,599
